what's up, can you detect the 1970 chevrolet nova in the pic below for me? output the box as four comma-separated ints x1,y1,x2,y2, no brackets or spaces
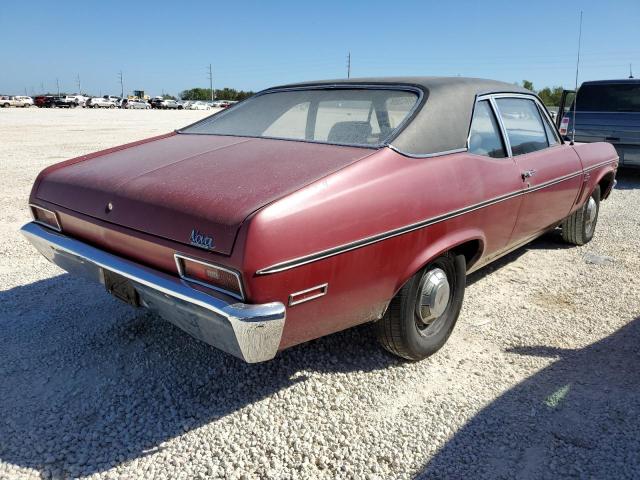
22,77,618,363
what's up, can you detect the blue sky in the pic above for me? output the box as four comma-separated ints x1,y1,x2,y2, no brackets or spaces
1,0,639,97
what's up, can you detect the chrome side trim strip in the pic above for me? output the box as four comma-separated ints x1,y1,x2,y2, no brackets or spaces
288,283,329,306
256,162,615,276
174,253,245,301
387,146,468,159
583,159,618,172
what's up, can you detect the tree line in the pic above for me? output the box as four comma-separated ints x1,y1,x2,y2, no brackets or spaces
179,88,254,101
520,80,564,107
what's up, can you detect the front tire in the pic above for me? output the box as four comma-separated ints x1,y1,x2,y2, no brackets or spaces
375,252,466,361
561,185,600,246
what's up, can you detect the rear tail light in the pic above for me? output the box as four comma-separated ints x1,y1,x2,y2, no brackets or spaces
30,204,61,231
559,116,570,136
174,254,244,300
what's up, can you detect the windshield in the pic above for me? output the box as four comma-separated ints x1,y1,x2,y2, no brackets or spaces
575,83,640,112
180,88,420,147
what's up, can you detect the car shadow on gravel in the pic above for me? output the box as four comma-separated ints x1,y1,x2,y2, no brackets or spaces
417,316,640,479
0,274,398,477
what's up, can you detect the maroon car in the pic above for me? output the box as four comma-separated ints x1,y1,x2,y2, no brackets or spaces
22,77,618,363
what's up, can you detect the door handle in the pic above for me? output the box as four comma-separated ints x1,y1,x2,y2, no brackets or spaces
521,169,537,180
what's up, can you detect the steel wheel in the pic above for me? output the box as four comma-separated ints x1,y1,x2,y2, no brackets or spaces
375,252,466,361
561,185,600,246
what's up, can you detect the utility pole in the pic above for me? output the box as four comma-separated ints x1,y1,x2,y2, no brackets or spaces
56,78,60,96
630,63,634,79
76,74,81,94
347,52,351,78
118,71,124,98
40,82,44,93
207,64,214,101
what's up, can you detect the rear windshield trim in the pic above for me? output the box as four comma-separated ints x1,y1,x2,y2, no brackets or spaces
177,84,426,149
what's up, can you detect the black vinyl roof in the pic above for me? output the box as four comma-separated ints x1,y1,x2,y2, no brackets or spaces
269,76,533,156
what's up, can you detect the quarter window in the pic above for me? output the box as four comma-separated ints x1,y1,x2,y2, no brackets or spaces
495,98,549,156
467,100,506,158
537,104,560,146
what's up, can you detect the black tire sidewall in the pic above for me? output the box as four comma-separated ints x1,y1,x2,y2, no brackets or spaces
399,254,466,359
581,186,601,243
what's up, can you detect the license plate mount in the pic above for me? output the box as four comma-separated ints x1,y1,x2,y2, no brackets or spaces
103,269,139,307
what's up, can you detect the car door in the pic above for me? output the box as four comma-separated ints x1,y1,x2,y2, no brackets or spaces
465,99,524,259
493,95,583,243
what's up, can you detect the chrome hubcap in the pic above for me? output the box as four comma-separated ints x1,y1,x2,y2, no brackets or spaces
585,197,597,234
417,268,450,326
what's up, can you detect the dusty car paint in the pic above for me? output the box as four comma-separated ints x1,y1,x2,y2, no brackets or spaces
25,78,619,358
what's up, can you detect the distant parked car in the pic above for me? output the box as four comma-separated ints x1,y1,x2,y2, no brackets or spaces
33,96,54,108
87,97,117,108
15,96,34,107
150,98,165,109
125,99,151,109
53,95,84,108
160,99,182,110
187,101,210,110
1,95,32,108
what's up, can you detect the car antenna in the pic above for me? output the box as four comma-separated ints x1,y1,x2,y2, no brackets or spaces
571,11,583,146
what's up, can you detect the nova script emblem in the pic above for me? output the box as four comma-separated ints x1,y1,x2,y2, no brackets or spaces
190,229,214,250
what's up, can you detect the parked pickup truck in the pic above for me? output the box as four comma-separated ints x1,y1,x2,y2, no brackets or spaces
22,77,618,363
557,79,640,168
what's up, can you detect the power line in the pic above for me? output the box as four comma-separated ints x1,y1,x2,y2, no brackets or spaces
118,71,124,98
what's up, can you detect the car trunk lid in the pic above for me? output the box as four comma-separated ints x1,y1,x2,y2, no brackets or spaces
35,133,374,255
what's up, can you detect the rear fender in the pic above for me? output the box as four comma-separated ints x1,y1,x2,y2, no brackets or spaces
395,228,486,296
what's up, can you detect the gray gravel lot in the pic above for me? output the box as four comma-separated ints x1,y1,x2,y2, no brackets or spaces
1,108,639,479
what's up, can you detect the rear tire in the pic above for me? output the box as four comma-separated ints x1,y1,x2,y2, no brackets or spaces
375,252,466,361
561,185,600,246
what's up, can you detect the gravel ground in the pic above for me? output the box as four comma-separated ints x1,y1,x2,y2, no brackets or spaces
1,108,639,480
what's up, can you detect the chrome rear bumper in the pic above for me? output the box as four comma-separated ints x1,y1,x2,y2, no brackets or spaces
20,222,286,363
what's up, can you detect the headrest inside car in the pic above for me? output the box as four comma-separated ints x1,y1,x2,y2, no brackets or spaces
327,121,372,144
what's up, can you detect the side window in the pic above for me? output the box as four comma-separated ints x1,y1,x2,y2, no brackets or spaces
495,98,549,156
537,104,560,146
467,100,506,158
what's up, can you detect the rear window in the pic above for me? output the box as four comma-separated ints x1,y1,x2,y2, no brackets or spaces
575,83,640,112
180,88,420,147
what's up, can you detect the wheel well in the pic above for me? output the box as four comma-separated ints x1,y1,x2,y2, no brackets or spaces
451,239,483,271
599,172,615,200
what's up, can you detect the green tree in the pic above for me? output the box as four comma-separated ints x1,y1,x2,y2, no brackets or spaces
162,94,177,100
179,87,255,101
537,86,564,107
522,80,535,92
